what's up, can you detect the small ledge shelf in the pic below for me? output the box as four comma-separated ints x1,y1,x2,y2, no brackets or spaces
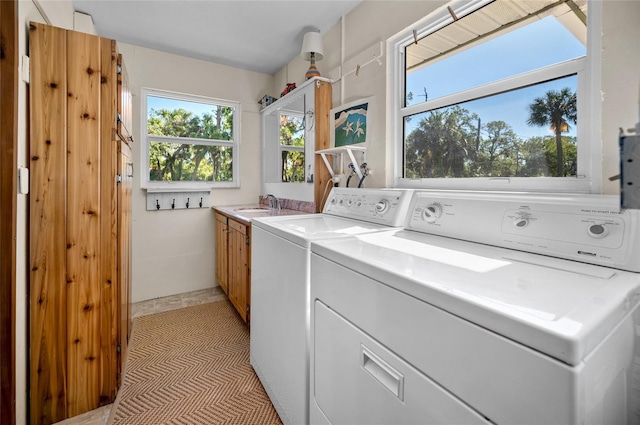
316,146,366,179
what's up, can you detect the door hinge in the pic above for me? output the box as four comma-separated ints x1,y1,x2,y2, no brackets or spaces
116,342,122,353
116,174,122,184
246,236,250,245
246,305,250,313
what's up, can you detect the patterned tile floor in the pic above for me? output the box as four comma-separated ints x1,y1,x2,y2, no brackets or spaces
53,286,226,425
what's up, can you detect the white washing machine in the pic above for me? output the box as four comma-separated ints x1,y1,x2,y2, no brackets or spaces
250,188,413,425
309,191,640,425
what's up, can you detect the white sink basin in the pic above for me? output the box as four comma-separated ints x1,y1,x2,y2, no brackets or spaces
235,207,270,213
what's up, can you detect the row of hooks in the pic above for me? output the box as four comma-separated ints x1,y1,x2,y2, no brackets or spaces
146,191,211,211
155,197,205,210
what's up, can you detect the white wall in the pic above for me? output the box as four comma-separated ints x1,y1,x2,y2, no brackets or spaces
275,1,640,193
275,1,444,188
118,43,273,302
601,1,640,194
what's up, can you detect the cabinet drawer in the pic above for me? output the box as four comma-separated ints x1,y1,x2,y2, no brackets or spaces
229,218,247,234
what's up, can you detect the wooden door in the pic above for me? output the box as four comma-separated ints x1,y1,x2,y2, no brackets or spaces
29,22,125,423
228,219,248,322
215,213,229,294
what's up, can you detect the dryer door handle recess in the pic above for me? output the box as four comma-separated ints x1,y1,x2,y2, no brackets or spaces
361,344,405,401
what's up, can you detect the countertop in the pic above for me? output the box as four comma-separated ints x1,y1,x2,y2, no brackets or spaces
212,203,312,224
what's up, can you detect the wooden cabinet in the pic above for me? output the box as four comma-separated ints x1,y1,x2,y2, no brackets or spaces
214,211,251,324
29,22,132,424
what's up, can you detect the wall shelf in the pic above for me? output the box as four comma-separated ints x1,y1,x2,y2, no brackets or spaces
316,146,366,179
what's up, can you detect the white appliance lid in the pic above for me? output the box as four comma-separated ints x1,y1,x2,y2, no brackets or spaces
311,230,640,366
252,214,399,247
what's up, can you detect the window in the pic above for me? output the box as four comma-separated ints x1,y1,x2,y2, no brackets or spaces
391,0,600,192
279,112,305,182
142,88,241,189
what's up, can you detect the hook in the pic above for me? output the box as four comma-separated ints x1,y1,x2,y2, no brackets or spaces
186,197,190,208
156,199,160,211
171,199,175,209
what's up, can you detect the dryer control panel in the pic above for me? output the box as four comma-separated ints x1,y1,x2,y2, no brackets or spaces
323,188,413,227
406,191,640,272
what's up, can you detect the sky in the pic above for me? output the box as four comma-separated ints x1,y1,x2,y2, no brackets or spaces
405,16,586,139
147,96,223,118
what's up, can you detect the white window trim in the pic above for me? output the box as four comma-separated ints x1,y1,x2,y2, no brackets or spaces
389,0,602,194
140,87,241,190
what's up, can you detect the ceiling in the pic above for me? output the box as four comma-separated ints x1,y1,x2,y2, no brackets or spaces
71,0,361,75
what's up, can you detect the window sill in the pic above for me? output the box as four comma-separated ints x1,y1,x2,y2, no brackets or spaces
143,182,238,193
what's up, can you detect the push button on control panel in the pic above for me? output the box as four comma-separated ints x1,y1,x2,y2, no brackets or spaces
588,223,609,239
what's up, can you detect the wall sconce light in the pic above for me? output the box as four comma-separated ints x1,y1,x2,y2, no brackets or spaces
301,31,324,80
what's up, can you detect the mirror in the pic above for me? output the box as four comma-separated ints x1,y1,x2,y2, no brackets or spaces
262,86,315,185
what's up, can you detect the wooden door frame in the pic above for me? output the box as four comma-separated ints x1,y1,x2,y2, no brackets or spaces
0,0,18,423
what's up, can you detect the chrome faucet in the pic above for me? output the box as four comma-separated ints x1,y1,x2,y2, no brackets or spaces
264,194,281,210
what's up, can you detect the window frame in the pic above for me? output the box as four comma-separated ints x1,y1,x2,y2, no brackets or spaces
140,87,241,190
389,0,602,193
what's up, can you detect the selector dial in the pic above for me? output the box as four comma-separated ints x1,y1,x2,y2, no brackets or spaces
513,218,529,228
375,200,390,214
422,203,442,223
588,223,609,239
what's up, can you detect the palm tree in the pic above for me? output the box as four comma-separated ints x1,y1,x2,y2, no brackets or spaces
526,88,577,177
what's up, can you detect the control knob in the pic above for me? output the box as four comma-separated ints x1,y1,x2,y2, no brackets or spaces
375,200,390,214
422,203,442,223
513,218,529,228
588,223,609,239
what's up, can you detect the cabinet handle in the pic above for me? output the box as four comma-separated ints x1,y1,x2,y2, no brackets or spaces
360,344,404,401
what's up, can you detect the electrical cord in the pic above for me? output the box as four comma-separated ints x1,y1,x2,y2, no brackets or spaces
320,177,334,211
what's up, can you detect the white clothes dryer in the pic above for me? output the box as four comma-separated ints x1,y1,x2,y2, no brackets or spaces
310,191,640,425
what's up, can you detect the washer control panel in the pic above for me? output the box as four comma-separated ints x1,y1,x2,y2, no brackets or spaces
323,188,413,227
406,191,640,272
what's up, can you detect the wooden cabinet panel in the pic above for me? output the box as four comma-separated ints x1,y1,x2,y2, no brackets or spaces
118,141,133,384
99,36,118,405
228,219,249,322
66,29,103,417
29,22,68,424
214,213,229,295
116,54,133,143
29,22,132,424
314,81,332,212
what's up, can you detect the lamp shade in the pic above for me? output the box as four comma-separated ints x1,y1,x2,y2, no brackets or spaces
300,31,324,61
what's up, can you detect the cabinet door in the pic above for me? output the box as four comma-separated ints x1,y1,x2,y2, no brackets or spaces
214,213,229,294
228,219,249,322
